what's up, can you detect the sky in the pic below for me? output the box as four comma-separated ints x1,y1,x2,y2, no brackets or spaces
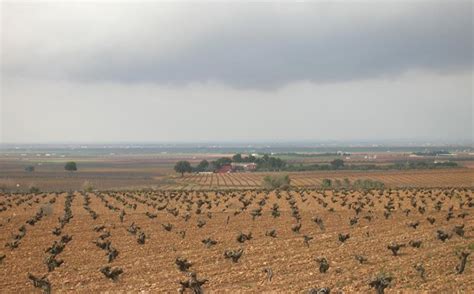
1,1,473,144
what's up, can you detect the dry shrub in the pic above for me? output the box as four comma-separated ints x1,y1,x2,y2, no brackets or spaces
262,175,291,190
41,204,54,216
0,178,15,192
82,180,95,192
28,183,40,193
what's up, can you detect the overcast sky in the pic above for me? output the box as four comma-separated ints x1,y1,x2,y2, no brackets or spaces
1,1,472,144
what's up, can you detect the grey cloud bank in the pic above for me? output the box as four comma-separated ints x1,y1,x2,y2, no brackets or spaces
2,1,472,88
2,71,472,143
1,1,472,143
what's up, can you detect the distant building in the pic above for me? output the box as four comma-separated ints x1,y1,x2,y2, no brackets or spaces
216,163,257,173
216,164,233,173
231,162,257,171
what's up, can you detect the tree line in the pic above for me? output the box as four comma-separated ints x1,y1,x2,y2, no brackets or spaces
285,159,458,172
175,154,459,176
174,154,286,176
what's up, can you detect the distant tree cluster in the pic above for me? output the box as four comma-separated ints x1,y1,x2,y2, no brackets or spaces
174,154,457,176
174,153,286,175
25,161,79,174
412,150,451,156
330,159,344,169
284,159,346,172
321,178,384,190
174,159,213,176
212,154,286,171
393,161,458,169
286,159,458,172
25,165,35,172
232,153,257,163
64,162,77,171
174,161,193,176
196,160,210,172
232,153,286,171
210,157,232,170
254,154,286,171
174,158,238,176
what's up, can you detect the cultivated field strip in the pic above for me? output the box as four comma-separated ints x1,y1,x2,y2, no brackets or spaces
171,169,474,190
0,188,473,292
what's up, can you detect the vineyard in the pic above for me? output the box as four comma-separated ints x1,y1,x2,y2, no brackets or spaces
168,169,474,190
0,187,472,292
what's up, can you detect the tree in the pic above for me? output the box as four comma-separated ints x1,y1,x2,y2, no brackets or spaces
232,154,243,162
245,155,257,163
174,161,192,176
330,159,344,169
211,157,232,170
64,162,77,171
25,165,35,172
255,154,286,171
195,160,209,172
321,179,332,188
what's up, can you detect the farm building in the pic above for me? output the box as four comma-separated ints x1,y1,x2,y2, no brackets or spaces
231,162,257,171
198,171,213,175
216,163,257,173
216,164,233,173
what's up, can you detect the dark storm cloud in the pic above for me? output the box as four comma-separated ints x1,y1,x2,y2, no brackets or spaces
2,1,473,89
72,1,473,89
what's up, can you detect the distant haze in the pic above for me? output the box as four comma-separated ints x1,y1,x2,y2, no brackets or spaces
1,1,472,144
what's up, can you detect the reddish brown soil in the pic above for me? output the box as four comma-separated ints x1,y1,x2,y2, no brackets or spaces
174,169,474,190
0,188,473,293
2,153,472,192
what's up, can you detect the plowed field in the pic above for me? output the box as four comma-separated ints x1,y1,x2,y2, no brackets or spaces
1,188,473,292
